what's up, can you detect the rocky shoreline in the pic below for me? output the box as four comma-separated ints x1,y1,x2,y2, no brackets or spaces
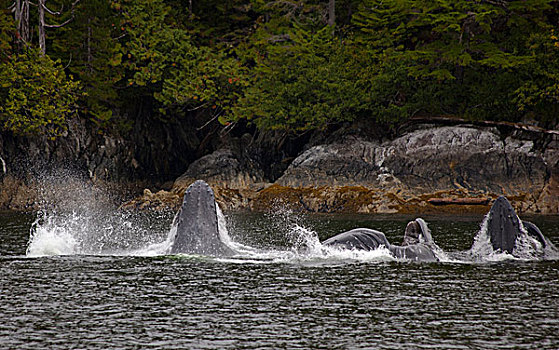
122,124,559,215
2,123,558,215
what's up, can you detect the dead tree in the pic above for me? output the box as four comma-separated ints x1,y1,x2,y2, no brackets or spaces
10,0,79,54
10,0,31,45
328,0,335,27
38,0,80,55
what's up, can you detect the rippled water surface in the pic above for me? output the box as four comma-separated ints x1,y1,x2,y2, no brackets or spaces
1,210,558,349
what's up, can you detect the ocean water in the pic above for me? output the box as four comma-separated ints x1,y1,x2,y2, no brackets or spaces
1,202,558,349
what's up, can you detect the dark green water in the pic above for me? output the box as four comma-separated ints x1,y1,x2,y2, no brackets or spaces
1,210,558,349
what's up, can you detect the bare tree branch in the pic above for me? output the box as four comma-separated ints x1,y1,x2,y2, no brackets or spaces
41,2,62,15
38,0,81,54
44,16,73,28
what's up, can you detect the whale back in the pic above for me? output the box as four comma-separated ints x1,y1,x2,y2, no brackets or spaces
486,196,521,254
170,180,234,256
322,228,391,251
322,227,438,261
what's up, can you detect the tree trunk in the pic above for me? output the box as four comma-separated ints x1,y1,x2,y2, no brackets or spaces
87,17,92,70
328,0,335,26
14,0,30,44
38,0,46,55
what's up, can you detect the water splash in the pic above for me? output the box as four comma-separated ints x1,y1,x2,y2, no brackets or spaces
217,206,317,262
26,211,79,256
26,172,172,257
219,205,396,264
216,204,256,254
514,221,559,260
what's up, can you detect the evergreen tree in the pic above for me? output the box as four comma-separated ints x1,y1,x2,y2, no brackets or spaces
51,0,124,129
231,25,368,131
514,28,559,126
0,48,81,137
0,5,14,59
116,0,247,119
352,0,556,122
0,1,81,138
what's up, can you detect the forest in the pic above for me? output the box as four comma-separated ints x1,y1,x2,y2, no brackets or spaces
1,0,558,141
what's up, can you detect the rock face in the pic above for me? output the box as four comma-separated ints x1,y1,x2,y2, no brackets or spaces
276,137,396,188
278,126,546,191
0,118,142,211
272,126,557,214
0,109,220,210
384,126,548,195
173,148,265,192
3,119,558,215
157,125,557,214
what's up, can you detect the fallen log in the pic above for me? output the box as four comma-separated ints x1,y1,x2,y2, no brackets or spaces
428,197,491,206
407,115,559,136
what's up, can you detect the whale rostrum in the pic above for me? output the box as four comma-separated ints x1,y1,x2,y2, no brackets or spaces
485,196,549,253
169,180,235,256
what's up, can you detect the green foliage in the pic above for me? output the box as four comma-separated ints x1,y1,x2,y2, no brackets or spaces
118,0,247,116
231,26,369,131
0,6,13,57
51,0,124,129
182,0,256,47
513,29,559,125
0,49,81,137
1,0,558,138
227,0,558,131
350,0,557,124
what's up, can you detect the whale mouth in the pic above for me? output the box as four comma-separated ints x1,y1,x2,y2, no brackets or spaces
402,221,421,246
402,218,432,246
169,180,236,256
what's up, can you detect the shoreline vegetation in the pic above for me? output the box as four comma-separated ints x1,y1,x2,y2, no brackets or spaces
1,1,558,214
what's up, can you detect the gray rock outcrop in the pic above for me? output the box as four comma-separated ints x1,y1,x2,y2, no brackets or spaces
173,148,265,192
274,126,557,213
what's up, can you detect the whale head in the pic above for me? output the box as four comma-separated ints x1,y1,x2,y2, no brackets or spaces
402,218,433,246
169,180,235,256
486,196,522,254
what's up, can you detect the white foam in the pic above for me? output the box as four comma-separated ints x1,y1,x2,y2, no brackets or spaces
26,172,173,257
131,225,175,257
26,217,78,257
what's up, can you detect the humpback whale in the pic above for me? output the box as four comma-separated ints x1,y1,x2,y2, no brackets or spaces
169,180,235,256
322,195,555,260
322,219,439,262
481,195,552,255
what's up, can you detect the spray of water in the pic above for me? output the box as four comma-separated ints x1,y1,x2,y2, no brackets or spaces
26,170,173,257
219,204,396,264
